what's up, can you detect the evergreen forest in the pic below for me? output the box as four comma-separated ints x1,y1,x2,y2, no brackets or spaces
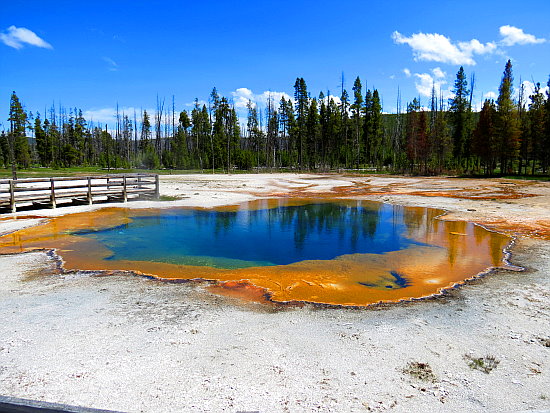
4,60,550,177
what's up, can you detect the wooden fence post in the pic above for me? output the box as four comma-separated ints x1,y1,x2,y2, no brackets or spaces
9,179,15,213
122,176,127,202
87,177,93,205
155,174,160,199
50,178,56,209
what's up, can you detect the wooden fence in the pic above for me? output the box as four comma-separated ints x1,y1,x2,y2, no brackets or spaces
0,173,159,213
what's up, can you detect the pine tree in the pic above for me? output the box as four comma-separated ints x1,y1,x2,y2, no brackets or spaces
306,98,320,168
526,83,545,174
416,110,429,174
472,100,497,174
8,91,31,174
351,77,363,167
141,110,152,150
405,98,421,172
430,93,451,173
370,90,384,169
340,88,350,167
265,95,279,168
173,110,190,168
246,99,262,167
191,102,211,170
449,67,470,168
34,114,50,166
543,76,550,173
294,77,309,169
495,60,520,174
327,96,342,168
363,89,373,165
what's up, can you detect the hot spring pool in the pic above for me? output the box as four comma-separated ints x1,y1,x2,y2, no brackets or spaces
0,199,512,306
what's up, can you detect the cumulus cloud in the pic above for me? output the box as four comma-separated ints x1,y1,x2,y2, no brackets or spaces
0,25,52,49
499,25,546,46
517,80,550,105
83,107,151,125
393,26,544,66
82,108,118,124
184,99,208,108
403,68,411,77
458,39,497,56
320,95,342,106
413,67,450,98
484,91,497,100
392,31,495,65
231,88,292,109
431,67,446,79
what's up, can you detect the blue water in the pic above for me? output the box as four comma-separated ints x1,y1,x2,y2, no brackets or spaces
74,202,421,269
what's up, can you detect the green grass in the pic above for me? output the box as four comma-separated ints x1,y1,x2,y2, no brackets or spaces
402,361,437,382
464,354,500,373
158,195,181,201
501,175,550,182
0,167,216,179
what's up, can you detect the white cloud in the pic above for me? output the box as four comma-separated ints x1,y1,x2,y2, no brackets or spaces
393,26,544,66
484,91,497,100
499,25,546,46
184,100,208,108
392,31,495,65
516,80,550,105
102,56,118,72
432,67,446,79
320,95,342,106
519,80,536,100
83,107,152,125
257,91,292,107
0,25,52,49
413,68,450,98
231,88,291,110
458,39,497,56
403,68,411,77
231,87,255,108
83,108,117,124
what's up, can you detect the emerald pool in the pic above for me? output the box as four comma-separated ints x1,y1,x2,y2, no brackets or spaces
0,199,512,306
74,201,421,269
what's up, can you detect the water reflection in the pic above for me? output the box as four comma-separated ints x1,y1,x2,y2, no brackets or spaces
75,202,394,269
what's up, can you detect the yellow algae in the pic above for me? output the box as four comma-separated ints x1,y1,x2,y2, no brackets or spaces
0,200,512,307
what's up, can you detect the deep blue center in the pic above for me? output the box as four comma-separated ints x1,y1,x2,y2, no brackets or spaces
75,202,420,269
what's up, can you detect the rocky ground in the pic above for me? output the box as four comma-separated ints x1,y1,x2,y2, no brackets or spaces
0,173,549,412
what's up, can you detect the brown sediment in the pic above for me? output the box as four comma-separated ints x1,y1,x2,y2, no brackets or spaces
474,219,550,240
258,180,538,201
0,200,514,307
206,280,273,305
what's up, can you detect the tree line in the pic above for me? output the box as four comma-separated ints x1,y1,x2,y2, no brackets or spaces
4,59,550,176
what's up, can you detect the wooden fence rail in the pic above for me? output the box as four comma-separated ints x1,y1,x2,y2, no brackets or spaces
0,173,159,213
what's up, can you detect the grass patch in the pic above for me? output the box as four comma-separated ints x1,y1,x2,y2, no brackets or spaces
464,354,500,373
158,195,181,201
501,175,550,182
0,167,213,179
403,361,437,382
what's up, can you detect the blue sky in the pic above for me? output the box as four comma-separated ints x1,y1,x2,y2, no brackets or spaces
1,0,549,129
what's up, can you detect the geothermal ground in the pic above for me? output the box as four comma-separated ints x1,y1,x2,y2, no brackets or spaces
0,173,549,412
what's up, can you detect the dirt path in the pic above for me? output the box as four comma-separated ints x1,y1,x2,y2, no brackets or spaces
0,173,549,412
